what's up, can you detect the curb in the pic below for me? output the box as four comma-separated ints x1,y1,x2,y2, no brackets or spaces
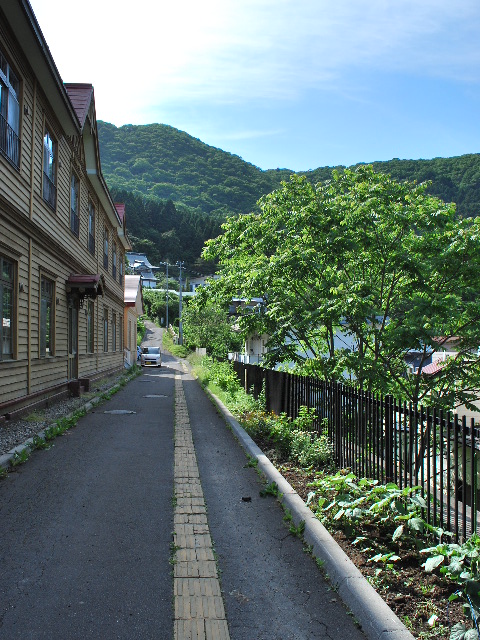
0,395,104,472
0,369,141,472
207,389,415,640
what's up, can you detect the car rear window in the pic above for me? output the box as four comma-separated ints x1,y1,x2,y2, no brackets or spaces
143,347,160,354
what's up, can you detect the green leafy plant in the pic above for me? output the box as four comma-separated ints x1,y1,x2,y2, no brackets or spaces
244,455,258,469
289,520,306,538
260,481,280,498
283,509,293,522
239,407,333,470
11,448,30,466
31,434,49,450
450,621,480,640
421,534,480,637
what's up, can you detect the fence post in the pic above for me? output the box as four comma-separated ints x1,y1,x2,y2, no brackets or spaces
334,382,342,467
384,395,394,482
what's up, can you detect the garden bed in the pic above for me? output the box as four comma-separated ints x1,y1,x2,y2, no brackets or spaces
276,459,468,640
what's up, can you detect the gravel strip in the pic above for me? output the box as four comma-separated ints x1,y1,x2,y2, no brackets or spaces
0,372,127,457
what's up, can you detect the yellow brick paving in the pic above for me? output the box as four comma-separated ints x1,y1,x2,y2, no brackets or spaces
173,374,231,640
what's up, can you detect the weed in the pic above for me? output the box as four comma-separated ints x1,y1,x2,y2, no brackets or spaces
289,520,306,538
244,455,258,469
283,509,293,522
31,434,49,450
169,540,180,566
11,448,30,466
260,481,280,498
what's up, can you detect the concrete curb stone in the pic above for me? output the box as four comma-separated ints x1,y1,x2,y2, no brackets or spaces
0,391,109,471
206,388,415,640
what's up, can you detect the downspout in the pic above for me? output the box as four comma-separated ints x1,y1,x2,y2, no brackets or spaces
27,79,38,394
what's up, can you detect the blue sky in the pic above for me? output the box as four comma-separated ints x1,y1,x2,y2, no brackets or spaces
30,0,480,171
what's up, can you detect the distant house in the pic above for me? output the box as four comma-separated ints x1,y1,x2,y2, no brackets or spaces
126,252,158,288
227,298,268,364
0,0,130,418
124,275,144,367
189,275,217,292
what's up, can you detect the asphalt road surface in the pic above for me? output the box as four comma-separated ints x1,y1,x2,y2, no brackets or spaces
0,324,366,639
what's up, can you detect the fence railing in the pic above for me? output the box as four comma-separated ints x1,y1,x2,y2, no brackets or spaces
0,114,20,167
232,361,480,542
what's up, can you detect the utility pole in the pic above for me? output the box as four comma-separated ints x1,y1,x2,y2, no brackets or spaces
176,261,184,345
162,262,170,329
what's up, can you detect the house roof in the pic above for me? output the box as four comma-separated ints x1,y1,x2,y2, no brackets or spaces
421,362,444,375
127,253,157,269
66,273,105,300
64,84,94,128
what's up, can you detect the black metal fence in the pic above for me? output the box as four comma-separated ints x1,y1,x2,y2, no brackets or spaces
232,361,480,542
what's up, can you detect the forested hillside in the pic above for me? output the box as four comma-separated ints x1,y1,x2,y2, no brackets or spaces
98,121,291,219
108,189,221,270
97,121,480,270
305,155,480,218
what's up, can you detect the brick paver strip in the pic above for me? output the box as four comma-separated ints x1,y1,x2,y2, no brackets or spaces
173,375,230,640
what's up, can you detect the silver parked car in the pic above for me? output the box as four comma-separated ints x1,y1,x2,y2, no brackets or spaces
140,346,162,367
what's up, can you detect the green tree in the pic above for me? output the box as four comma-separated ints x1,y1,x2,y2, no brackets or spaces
203,167,480,409
142,289,179,327
182,287,242,358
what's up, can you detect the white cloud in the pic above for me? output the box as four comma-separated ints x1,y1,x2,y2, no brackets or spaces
30,0,480,121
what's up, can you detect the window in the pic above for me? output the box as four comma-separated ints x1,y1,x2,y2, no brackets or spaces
87,300,94,353
43,126,57,209
88,201,95,255
0,49,20,167
103,307,108,352
112,312,117,351
0,255,14,360
40,276,54,356
70,173,79,236
119,253,124,286
103,228,109,270
112,242,117,279
119,315,123,352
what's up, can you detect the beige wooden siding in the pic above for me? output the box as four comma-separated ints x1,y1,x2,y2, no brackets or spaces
0,361,28,403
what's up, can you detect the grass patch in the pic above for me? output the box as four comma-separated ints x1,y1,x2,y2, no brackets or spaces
163,330,190,358
25,410,45,422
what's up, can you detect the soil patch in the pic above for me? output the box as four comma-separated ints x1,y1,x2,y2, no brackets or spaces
269,458,469,639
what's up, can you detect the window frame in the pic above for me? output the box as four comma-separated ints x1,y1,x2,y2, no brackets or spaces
112,241,117,280
103,307,108,352
0,254,15,360
112,312,117,352
70,172,80,237
40,275,55,357
88,200,96,255
86,300,94,353
103,227,109,270
0,48,20,168
43,124,57,210
119,252,124,286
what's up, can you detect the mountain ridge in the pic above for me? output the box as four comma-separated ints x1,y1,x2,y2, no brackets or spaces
97,121,480,269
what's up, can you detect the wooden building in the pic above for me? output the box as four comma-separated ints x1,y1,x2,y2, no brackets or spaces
0,0,130,418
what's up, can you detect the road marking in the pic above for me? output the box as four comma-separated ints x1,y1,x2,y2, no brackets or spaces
143,394,168,398
103,410,136,415
173,375,230,640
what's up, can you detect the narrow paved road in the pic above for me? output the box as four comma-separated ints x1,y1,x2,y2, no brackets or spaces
0,323,366,639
